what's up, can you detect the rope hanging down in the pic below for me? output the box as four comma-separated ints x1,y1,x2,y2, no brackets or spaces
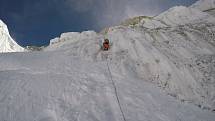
105,57,127,121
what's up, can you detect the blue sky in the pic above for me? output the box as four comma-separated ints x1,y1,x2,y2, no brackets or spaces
0,0,198,46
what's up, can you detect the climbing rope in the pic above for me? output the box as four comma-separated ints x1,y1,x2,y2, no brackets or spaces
105,56,127,121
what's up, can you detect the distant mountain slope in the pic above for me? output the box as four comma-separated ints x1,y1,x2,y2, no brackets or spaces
0,20,24,53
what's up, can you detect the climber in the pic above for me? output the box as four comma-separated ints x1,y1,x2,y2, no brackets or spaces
103,39,110,51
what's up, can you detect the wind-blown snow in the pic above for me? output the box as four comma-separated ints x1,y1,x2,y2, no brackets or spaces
0,0,215,121
0,20,24,53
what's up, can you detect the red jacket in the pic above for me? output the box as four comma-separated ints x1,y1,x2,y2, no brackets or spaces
103,42,109,50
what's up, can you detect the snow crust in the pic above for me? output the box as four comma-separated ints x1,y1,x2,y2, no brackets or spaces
0,20,24,53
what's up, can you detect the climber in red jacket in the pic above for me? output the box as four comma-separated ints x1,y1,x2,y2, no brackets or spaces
103,39,110,51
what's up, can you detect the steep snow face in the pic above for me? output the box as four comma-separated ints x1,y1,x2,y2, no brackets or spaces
142,6,215,29
0,20,24,53
46,5,215,111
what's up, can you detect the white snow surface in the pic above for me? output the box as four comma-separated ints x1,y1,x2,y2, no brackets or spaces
1,50,215,121
1,1,215,121
0,20,24,53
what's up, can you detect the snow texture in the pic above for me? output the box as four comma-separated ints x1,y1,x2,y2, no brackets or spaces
0,0,215,121
191,0,215,17
191,0,215,11
0,51,215,121
142,6,215,29
0,20,24,53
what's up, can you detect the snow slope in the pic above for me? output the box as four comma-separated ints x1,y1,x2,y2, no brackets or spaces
0,51,215,121
0,20,24,53
46,2,215,112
